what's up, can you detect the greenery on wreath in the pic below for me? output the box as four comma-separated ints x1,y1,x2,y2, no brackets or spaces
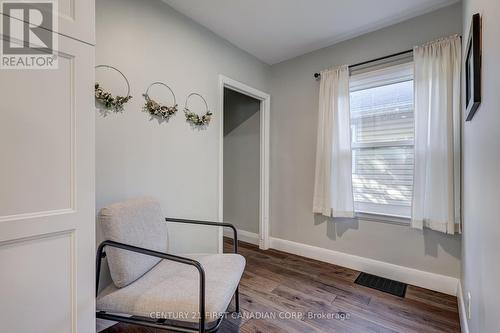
95,83,132,111
184,108,213,126
142,94,178,120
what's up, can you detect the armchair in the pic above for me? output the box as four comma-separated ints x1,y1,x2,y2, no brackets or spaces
95,197,244,333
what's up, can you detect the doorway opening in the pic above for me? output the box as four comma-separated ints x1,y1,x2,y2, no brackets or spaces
218,76,270,251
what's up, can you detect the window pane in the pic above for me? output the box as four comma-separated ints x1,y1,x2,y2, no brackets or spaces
351,80,414,144
352,146,413,216
350,74,414,218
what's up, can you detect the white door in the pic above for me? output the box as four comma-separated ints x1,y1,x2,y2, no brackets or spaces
0,33,95,333
0,0,95,44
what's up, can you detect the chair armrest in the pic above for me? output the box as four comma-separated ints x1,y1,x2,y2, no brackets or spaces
165,217,238,254
95,240,206,330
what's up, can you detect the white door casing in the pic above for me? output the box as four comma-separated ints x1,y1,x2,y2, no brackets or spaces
0,32,95,333
218,75,270,251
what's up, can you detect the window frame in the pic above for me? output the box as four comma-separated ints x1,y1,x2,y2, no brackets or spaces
355,211,411,225
349,61,415,221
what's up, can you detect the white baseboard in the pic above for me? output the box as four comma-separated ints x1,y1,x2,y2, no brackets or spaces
457,281,470,333
224,229,259,245
269,237,459,296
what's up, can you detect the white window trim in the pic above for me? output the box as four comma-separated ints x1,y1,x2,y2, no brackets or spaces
355,211,411,226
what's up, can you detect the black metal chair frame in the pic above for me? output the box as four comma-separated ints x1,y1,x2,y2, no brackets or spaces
96,217,239,333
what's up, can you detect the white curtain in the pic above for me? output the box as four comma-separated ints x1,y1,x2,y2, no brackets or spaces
313,65,354,218
412,35,461,234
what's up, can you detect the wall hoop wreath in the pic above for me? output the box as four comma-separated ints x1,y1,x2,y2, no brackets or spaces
142,82,178,121
184,93,212,127
94,65,132,112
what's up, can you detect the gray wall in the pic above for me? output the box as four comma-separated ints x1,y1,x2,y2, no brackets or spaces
461,0,500,331
224,89,260,136
95,0,269,262
223,89,260,234
95,0,466,286
269,4,462,278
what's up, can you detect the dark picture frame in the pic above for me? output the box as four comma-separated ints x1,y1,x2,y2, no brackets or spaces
465,13,481,121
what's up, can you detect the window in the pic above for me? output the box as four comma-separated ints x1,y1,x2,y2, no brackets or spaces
350,62,414,218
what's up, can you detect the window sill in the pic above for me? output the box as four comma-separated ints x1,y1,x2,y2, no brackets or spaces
354,211,410,226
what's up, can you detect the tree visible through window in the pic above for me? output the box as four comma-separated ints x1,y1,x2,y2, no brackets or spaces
350,63,414,217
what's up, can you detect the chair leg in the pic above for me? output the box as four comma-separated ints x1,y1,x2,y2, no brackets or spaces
235,287,240,313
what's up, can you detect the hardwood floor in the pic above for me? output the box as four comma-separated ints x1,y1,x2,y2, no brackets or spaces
101,239,460,333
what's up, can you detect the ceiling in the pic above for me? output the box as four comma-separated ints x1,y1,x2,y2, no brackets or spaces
163,0,459,65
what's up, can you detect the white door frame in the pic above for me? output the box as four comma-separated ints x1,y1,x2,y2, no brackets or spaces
218,75,270,251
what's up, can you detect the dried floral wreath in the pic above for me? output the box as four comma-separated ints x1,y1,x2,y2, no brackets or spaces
142,82,178,120
94,65,132,112
95,83,132,111
184,93,212,126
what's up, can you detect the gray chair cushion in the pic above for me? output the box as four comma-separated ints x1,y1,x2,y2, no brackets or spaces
99,197,168,288
96,253,246,323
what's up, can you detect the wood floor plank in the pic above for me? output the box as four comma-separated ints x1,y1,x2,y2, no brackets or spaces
101,323,157,333
329,296,444,333
302,301,398,333
240,271,281,293
282,254,360,283
217,318,244,333
405,285,459,312
271,284,334,309
316,267,360,283
101,238,460,333
239,319,288,333
277,279,337,305
366,297,460,332
240,286,308,314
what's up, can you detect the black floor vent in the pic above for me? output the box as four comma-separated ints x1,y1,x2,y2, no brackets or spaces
354,272,407,297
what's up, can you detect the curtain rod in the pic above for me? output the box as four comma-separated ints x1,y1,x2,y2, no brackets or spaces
313,49,413,80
